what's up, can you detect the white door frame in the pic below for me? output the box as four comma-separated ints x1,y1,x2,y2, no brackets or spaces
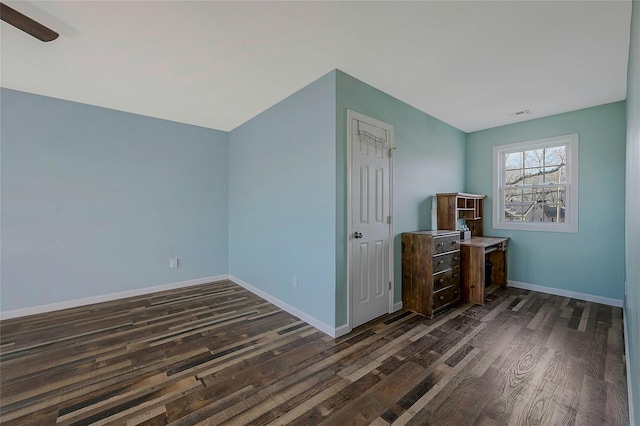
346,109,395,332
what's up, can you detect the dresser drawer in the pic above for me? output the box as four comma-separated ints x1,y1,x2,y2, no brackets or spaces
432,235,460,255
433,266,460,292
433,284,461,311
432,251,460,274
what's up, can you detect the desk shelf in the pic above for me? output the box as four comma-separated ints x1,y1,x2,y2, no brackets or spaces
436,193,486,236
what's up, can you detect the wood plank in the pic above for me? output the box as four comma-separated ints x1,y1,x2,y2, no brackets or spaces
318,361,428,425
0,281,629,425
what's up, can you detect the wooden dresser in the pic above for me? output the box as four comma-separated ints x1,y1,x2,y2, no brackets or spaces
401,230,461,318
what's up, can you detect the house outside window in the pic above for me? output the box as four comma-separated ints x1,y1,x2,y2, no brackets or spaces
493,134,579,233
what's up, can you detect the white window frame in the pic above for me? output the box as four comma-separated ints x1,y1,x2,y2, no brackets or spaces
493,133,579,233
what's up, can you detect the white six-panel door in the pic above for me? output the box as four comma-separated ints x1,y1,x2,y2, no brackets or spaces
348,110,393,329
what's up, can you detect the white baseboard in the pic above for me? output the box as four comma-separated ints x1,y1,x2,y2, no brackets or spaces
229,275,337,338
508,280,624,307
623,302,636,426
2,274,347,339
0,275,230,321
334,323,351,338
333,301,403,339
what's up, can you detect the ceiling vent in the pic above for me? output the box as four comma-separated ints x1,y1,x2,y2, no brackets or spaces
510,109,533,118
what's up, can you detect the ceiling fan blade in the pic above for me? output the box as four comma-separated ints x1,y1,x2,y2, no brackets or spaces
1,2,58,42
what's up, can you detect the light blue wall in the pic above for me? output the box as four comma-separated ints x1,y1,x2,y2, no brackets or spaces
228,71,337,327
335,70,467,327
1,88,229,311
625,1,639,423
228,70,466,330
467,102,627,301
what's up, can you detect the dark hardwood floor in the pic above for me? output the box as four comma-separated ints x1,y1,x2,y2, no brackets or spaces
0,280,629,425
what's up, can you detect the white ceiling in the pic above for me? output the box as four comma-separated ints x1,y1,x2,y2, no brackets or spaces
0,1,632,133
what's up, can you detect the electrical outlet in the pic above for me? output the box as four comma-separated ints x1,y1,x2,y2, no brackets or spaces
292,275,298,289
170,258,179,269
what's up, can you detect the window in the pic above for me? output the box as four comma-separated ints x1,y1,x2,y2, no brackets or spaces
493,134,578,233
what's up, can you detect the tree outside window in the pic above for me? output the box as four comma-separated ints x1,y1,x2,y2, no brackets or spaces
493,134,578,233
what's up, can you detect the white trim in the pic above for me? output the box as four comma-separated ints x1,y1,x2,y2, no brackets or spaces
508,280,623,307
2,274,342,338
333,301,402,338
334,323,351,338
0,275,230,320
346,109,395,331
389,121,395,315
623,303,636,426
333,302,402,339
346,110,352,332
493,133,579,233
229,275,337,338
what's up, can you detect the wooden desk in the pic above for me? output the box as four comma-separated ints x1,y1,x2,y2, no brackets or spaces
459,236,509,305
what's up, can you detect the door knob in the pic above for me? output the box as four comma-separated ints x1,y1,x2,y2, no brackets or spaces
354,231,363,239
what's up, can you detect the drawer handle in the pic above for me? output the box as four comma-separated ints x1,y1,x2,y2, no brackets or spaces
439,278,444,284
454,290,458,295
437,242,444,247
453,256,459,261
452,241,458,245
453,274,458,278
439,295,445,301
438,260,444,265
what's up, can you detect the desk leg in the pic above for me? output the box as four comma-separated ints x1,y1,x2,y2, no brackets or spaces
461,245,485,305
